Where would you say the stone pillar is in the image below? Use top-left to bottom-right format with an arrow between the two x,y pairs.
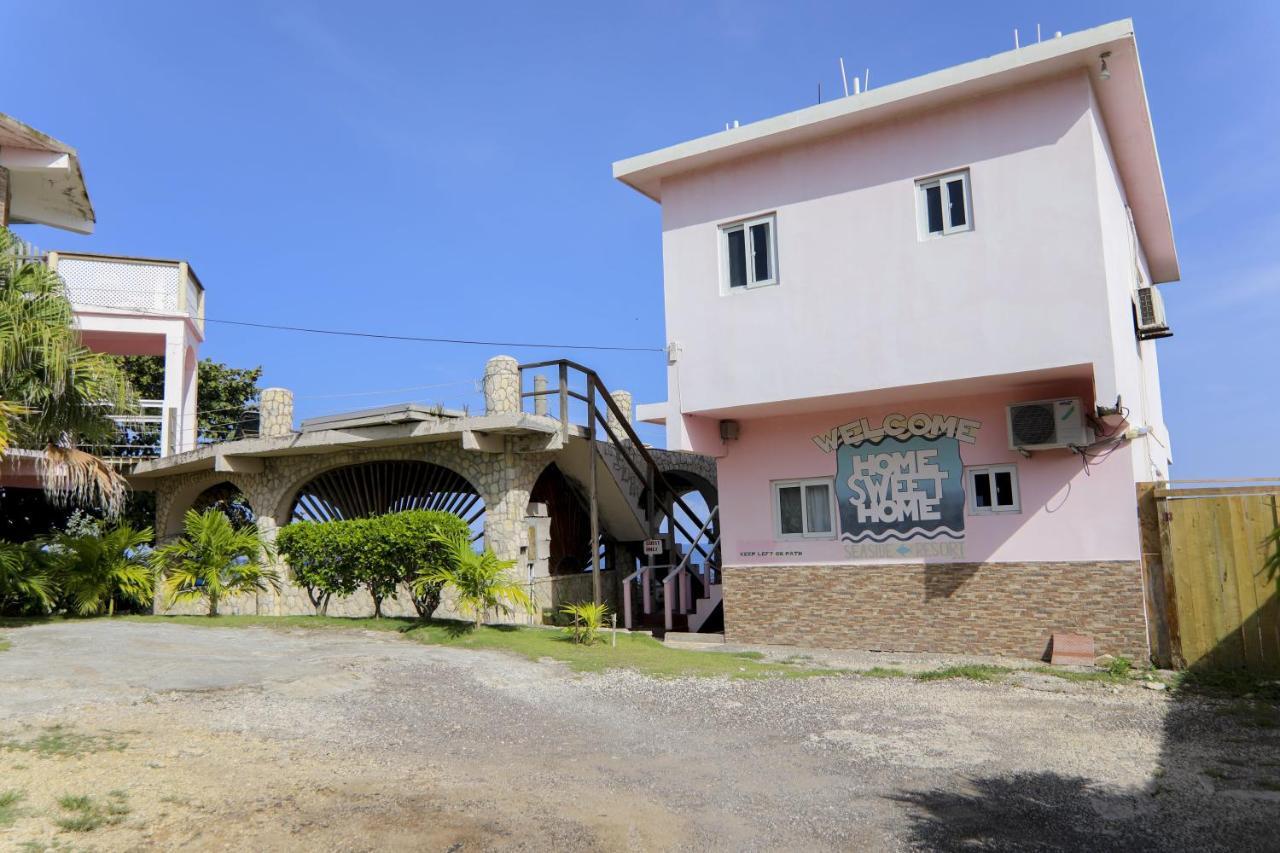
524,502 -> 552,620
259,388 -> 295,437
483,355 -> 520,415
533,374 -> 549,416
607,389 -> 633,441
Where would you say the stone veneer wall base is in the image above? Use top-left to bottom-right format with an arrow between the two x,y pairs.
722,561 -> 1148,661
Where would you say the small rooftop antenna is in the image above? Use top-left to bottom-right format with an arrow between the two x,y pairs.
838,57 -> 850,97
864,68 -> 870,91
1036,23 -> 1042,43
853,76 -> 860,95
1014,28 -> 1020,49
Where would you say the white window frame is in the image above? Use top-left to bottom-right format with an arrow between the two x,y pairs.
916,170 -> 973,239
771,477 -> 836,540
965,464 -> 1021,515
719,214 -> 778,292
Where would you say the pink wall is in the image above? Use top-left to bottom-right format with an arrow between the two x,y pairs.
658,72 -> 1129,445
717,385 -> 1141,567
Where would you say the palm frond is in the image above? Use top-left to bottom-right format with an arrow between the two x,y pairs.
39,444 -> 127,518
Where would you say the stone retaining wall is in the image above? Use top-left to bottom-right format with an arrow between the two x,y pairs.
722,561 -> 1148,660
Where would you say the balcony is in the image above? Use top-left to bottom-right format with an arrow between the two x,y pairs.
49,251 -> 204,332
93,400 -> 260,462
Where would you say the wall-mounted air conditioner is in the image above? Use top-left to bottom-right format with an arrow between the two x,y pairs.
1006,398 -> 1093,452
1133,286 -> 1172,340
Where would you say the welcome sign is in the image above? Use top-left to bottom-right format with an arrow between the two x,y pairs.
813,413 -> 980,544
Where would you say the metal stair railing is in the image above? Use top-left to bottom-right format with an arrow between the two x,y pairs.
518,359 -> 722,620
662,507 -> 720,631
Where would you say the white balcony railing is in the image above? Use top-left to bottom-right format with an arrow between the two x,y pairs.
49,251 -> 205,331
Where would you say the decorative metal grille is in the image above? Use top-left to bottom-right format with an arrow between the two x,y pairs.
59,257 -> 183,314
289,461 -> 485,527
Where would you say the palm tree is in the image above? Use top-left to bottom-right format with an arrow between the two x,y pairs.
151,509 -> 280,616
0,227 -> 134,515
414,528 -> 532,627
50,523 -> 155,615
0,539 -> 54,614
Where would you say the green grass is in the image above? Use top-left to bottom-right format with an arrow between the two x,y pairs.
124,615 -> 843,679
853,666 -> 909,678
0,789 -> 26,827
1,725 -> 128,758
0,638 -> 10,653
54,790 -> 129,832
915,664 -> 1013,683
1030,666 -> 1130,684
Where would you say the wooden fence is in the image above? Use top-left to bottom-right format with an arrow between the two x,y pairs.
1140,480 -> 1280,672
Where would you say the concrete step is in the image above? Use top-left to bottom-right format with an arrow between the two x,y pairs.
662,631 -> 725,645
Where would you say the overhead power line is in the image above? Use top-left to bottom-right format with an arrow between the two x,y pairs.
71,301 -> 664,354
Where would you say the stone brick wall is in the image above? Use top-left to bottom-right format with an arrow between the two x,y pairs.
722,561 -> 1148,660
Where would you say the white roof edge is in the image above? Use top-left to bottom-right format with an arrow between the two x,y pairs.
613,19 -> 1134,188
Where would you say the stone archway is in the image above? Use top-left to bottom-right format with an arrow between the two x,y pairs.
155,472 -> 254,541
286,459 -> 486,533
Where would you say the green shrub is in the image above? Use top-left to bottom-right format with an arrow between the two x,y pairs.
1106,655 -> 1134,678
415,527 -> 532,627
277,510 -> 470,618
561,601 -> 609,645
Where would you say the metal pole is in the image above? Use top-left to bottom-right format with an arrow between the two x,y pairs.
587,379 -> 601,606
645,461 -> 656,619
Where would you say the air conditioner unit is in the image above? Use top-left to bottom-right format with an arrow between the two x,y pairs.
1133,286 -> 1172,340
1007,398 -> 1093,452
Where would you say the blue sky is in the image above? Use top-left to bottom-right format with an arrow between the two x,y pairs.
6,2 -> 1277,478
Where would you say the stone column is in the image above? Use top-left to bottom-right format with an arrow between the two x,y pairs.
483,355 -> 520,415
259,388 -> 295,437
606,389 -> 633,441
533,374 -> 549,416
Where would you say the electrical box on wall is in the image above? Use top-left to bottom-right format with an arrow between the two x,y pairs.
1006,398 -> 1093,451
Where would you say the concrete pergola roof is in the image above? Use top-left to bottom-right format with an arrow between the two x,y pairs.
613,19 -> 1178,283
0,113 -> 95,234
128,406 -> 572,481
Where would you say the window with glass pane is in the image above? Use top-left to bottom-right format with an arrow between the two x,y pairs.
774,478 -> 835,538
924,184 -> 944,234
804,483 -> 832,533
721,215 -> 776,290
750,221 -> 771,282
917,171 -> 971,237
973,472 -> 993,508
966,465 -> 1019,514
946,178 -> 967,227
778,486 -> 803,535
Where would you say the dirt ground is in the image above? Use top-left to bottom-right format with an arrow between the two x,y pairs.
0,621 -> 1277,852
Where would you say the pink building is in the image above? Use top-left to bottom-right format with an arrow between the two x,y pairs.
614,20 -> 1177,659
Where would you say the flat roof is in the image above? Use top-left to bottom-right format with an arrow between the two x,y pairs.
299,403 -> 467,432
613,19 -> 1179,283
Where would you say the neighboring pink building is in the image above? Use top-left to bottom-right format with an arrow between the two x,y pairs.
614,20 -> 1177,659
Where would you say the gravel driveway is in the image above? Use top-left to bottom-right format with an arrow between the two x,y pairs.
0,621 -> 1276,851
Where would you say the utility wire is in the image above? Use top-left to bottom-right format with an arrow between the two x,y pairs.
71,300 -> 664,353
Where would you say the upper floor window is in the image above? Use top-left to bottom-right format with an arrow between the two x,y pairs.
965,464 -> 1020,515
916,170 -> 972,238
721,214 -> 777,290
773,477 -> 835,539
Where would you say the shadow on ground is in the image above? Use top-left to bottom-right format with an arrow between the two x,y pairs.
892,659 -> 1280,852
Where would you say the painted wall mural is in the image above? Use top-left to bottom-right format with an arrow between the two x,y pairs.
813,413 -> 981,548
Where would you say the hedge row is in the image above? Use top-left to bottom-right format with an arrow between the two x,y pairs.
276,509 -> 470,617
